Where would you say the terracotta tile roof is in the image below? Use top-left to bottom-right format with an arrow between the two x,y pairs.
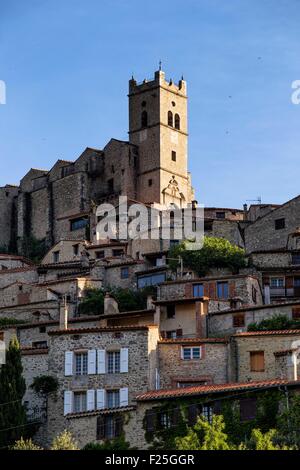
234,330 -> 300,337
136,379 -> 300,401
209,300 -> 300,316
159,337 -> 228,344
21,347 -> 48,355
155,297 -> 208,305
66,405 -> 135,419
48,324 -> 157,336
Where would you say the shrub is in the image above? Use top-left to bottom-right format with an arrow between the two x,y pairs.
247,314 -> 300,332
83,436 -> 132,450
12,437 -> 42,450
169,237 -> 246,277
50,430 -> 79,450
31,375 -> 59,395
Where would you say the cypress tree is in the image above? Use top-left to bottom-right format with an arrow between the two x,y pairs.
0,336 -> 27,448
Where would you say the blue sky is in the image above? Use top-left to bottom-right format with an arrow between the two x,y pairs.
0,0 -> 299,208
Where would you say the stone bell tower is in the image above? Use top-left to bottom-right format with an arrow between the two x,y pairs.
128,68 -> 194,207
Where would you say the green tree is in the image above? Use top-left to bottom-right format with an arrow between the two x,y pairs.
12,437 -> 42,450
19,235 -> 47,263
83,436 -> 132,450
50,430 -> 79,450
243,428 -> 294,450
169,237 -> 246,277
175,415 -> 233,450
277,394 -> 300,447
248,314 -> 300,332
0,337 -> 27,448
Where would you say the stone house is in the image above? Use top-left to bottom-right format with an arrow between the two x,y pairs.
208,301 -> 300,336
230,330 -> 300,382
44,325 -> 159,447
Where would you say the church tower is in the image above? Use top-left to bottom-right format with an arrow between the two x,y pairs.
128,68 -> 194,207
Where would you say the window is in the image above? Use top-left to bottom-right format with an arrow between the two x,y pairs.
292,308 -> 300,319
70,217 -> 88,231
113,249 -> 124,257
137,272 -> 166,288
32,341 -> 47,349
292,252 -> 300,265
168,111 -> 173,127
141,110 -> 148,128
159,412 -> 171,429
171,150 -> 176,162
148,179 -> 153,186
75,352 -> 88,376
182,347 -> 201,360
240,398 -> 257,421
201,405 -> 213,423
107,390 -> 120,409
107,351 -> 120,374
141,100 -> 146,107
96,250 -> 105,259
107,178 -> 114,193
39,326 -> 46,333
166,330 -> 177,339
174,113 -> 180,130
169,239 -> 180,248
97,415 -> 123,440
250,351 -> 265,372
217,281 -> 229,299
167,304 -> 175,319
73,244 -> 79,256
121,267 -> 129,279
275,218 -> 285,230
270,278 -> 284,288
216,211 -> 226,219
233,314 -> 245,328
74,392 -> 87,413
193,283 -> 204,297
53,251 -> 60,263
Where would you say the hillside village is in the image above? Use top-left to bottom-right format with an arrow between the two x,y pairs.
1,69 -> 300,448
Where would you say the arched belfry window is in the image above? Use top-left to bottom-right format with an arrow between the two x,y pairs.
141,110 -> 148,128
168,111 -> 173,127
175,114 -> 180,130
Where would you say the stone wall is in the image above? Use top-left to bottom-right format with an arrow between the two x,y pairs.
158,340 -> 228,388
231,332 -> 300,382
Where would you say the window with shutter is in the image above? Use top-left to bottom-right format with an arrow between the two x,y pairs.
97,349 -> 106,374
120,348 -> 128,373
64,390 -> 73,415
240,398 -> 257,421
96,389 -> 105,410
292,308 -> 300,319
233,314 -> 245,328
250,351 -> 265,372
87,390 -> 95,411
119,387 -> 128,407
145,409 -> 156,433
64,351 -> 73,376
88,349 -> 96,375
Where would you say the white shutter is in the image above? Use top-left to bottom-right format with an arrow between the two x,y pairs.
88,349 -> 96,375
87,390 -> 95,411
96,389 -> 105,410
97,349 -> 106,374
120,387 -> 128,407
64,390 -> 73,415
120,348 -> 128,373
64,351 -> 73,376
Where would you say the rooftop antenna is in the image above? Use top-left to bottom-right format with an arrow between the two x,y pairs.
159,60 -> 162,71
246,196 -> 262,205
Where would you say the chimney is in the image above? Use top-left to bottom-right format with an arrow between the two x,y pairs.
243,204 -> 248,221
104,293 -> 119,315
59,296 -> 68,330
